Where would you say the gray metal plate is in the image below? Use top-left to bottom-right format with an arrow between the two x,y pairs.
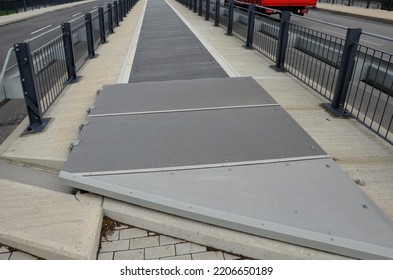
129,0 -> 228,82
91,77 -> 277,116
60,158 -> 393,259
64,106 -> 326,173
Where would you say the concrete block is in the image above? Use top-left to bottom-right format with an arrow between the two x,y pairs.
9,251 -> 38,260
97,252 -> 113,260
119,228 -> 148,240
175,242 -> 206,255
192,251 -> 224,260
100,240 -> 129,253
102,230 -> 120,241
145,245 -> 176,260
114,249 -> 144,260
130,236 -> 159,250
0,179 -> 102,260
161,254 -> 192,260
159,235 -> 185,246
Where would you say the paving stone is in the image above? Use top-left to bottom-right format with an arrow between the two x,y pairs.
9,251 -> 38,260
0,245 -> 10,253
161,254 -> 192,260
176,242 -> 206,255
100,239 -> 129,253
97,252 -> 113,260
130,236 -> 159,250
192,251 -> 225,260
120,228 -> 148,240
114,249 -> 145,260
114,225 -> 129,230
159,235 -> 185,246
0,252 -> 11,260
145,245 -> 176,260
223,252 -> 241,260
102,230 -> 120,241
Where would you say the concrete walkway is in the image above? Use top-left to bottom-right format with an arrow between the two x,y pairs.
1,0 -> 393,260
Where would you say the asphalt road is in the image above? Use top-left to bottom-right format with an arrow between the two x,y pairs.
293,9 -> 393,54
0,0 -> 109,69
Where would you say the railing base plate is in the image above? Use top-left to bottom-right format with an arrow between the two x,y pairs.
23,118 -> 52,135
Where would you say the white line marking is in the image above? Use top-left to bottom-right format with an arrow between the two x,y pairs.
360,39 -> 382,47
89,104 -> 280,118
72,12 -> 82,17
93,6 -> 98,8
30,25 -> 52,35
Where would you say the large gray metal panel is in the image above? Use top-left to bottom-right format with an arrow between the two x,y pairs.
60,158 -> 393,259
91,77 -> 277,116
64,106 -> 325,173
129,0 -> 227,82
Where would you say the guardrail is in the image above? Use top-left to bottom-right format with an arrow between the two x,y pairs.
177,0 -> 393,144
10,0 -> 138,133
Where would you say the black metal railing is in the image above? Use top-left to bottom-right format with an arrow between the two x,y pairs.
176,0 -> 393,144
12,0 -> 138,133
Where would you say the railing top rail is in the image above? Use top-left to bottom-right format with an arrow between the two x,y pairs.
0,47 -> 14,89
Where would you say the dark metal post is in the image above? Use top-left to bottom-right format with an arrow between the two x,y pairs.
123,0 -> 127,17
193,0 -> 197,13
14,42 -> 50,133
118,0 -> 123,21
85,13 -> 95,58
61,22 -> 77,83
274,11 -> 291,71
189,0 -> 193,10
214,0 -> 220,26
328,28 -> 362,115
186,0 -> 189,8
246,4 -> 255,48
199,0 -> 203,16
107,3 -> 114,33
98,7 -> 106,43
205,0 -> 210,21
114,1 -> 119,26
227,0 -> 234,36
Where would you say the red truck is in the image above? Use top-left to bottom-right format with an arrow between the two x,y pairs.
233,0 -> 317,16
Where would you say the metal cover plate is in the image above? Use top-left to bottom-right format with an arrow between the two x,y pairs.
60,158 -> 393,259
92,77 -> 277,116
129,0 -> 228,82
63,106 -> 326,174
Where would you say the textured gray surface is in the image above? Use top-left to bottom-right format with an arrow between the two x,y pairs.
0,159 -> 75,194
129,0 -> 228,82
60,158 -> 393,259
64,106 -> 326,173
91,77 -> 277,115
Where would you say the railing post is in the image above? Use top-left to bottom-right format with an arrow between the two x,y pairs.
245,4 -> 255,48
119,0 -> 123,22
98,7 -> 106,43
61,22 -> 77,83
327,28 -> 362,115
214,0 -> 220,26
274,11 -> 291,71
189,0 -> 193,10
186,0 -> 189,8
107,3 -> 114,33
85,13 -> 95,58
114,1 -> 119,26
123,0 -> 127,17
205,0 -> 210,21
14,42 -> 50,133
199,0 -> 202,16
193,0 -> 197,13
227,0 -> 234,36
